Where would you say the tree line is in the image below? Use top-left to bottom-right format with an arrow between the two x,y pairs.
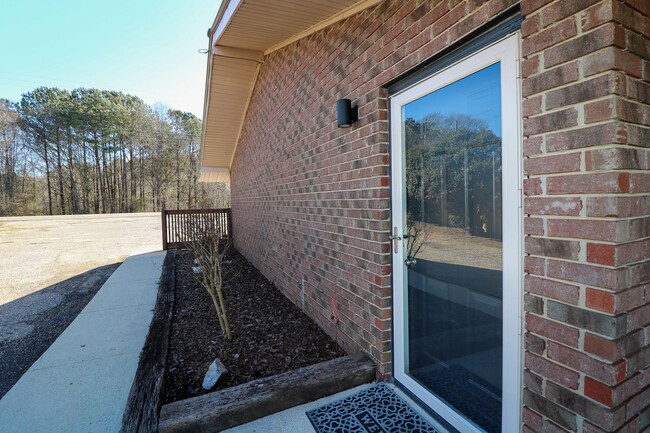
404,112 -> 502,238
0,87 -> 229,217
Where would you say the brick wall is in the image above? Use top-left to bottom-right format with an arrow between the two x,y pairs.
228,0 -> 650,431
230,0 -> 518,378
521,1 -> 650,432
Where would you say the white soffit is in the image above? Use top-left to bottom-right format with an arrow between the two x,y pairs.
200,167 -> 230,183
200,0 -> 383,183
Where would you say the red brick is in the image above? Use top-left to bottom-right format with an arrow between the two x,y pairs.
585,377 -> 614,407
587,244 -> 617,266
523,406 -> 543,431
523,95 -> 543,117
546,259 -> 626,291
586,288 -> 616,313
627,0 -> 650,16
525,217 -> 545,236
547,341 -> 627,385
586,147 -> 648,171
540,0 -> 601,28
525,314 -> 580,347
586,196 -> 647,218
525,197 -> 582,216
526,352 -> 580,389
543,420 -> 572,433
588,241 -> 647,266
522,16 -> 578,57
521,0 -> 555,15
525,255 -> 546,276
630,173 -> 650,193
226,0 -> 650,417
583,47 -> 643,78
589,373 -> 650,408
522,12 -> 541,37
524,152 -> 581,175
629,303 -> 650,330
581,1 -> 615,32
521,54 -> 541,78
526,275 -> 580,304
546,173 -> 630,194
585,98 -> 615,123
545,122 -> 627,152
524,108 -> 579,136
523,136 -> 543,157
522,62 -> 580,97
548,219 -> 621,242
584,332 -> 620,361
544,23 -> 625,68
524,178 -> 543,196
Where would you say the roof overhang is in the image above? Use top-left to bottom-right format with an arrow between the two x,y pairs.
199,0 -> 384,183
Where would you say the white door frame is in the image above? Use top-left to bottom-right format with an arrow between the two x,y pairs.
390,33 -> 522,433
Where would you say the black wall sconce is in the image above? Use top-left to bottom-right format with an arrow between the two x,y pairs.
337,99 -> 358,128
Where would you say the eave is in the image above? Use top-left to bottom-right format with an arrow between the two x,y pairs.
199,0 -> 383,183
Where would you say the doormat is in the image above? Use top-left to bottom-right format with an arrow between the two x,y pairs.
306,383 -> 440,433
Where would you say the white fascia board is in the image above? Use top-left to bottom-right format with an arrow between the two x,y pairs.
199,51 -> 214,170
211,0 -> 243,48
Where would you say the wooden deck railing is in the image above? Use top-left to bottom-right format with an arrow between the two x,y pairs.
161,208 -> 232,250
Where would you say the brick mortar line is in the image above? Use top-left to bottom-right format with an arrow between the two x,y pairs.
243,242 -> 389,276
527,95 -> 650,120
526,252 -> 649,269
522,69 -> 629,100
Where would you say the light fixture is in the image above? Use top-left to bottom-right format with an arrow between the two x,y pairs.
337,99 -> 358,128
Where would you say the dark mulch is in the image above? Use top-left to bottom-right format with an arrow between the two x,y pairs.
163,248 -> 346,404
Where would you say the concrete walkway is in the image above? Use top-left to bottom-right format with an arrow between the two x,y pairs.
0,251 -> 166,433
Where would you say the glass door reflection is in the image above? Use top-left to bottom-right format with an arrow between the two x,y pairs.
403,63 -> 503,433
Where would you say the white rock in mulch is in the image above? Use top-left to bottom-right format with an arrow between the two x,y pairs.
202,358 -> 228,390
192,266 -> 202,274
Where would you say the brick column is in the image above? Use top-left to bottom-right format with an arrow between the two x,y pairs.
521,0 -> 650,432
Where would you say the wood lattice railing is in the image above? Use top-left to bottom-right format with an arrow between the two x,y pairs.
161,208 -> 232,250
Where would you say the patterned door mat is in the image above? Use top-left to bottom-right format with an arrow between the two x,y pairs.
306,383 -> 440,433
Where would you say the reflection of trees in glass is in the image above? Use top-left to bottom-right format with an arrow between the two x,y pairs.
404,113 -> 502,239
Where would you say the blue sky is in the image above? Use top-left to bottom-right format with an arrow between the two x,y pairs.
0,0 -> 221,117
404,63 -> 502,136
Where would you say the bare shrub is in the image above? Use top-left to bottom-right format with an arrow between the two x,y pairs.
406,212 -> 428,266
182,216 -> 233,339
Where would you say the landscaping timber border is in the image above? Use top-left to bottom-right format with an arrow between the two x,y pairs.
158,353 -> 376,433
120,250 -> 176,433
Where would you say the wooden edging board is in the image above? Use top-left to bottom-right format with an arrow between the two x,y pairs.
120,250 -> 176,433
159,352 -> 376,433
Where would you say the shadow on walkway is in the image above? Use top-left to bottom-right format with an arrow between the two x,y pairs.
0,264 -> 120,398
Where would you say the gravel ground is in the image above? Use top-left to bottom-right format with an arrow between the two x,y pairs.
0,212 -> 161,305
416,224 -> 502,271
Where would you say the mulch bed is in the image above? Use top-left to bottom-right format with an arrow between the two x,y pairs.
162,248 -> 346,404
